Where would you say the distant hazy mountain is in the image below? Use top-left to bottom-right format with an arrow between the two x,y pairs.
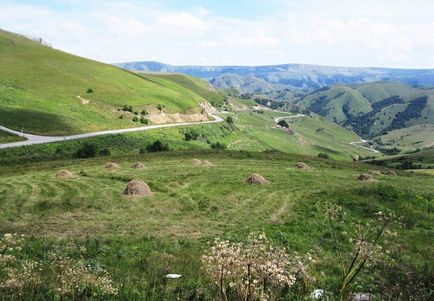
116,61 -> 434,92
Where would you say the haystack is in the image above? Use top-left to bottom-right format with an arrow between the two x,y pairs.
295,162 -> 310,170
385,170 -> 397,176
368,170 -> 382,176
358,174 -> 373,181
191,159 -> 203,165
245,173 -> 270,185
56,170 -> 73,178
105,162 -> 120,169
123,180 -> 153,197
191,159 -> 213,166
201,160 -> 213,166
132,162 -> 145,169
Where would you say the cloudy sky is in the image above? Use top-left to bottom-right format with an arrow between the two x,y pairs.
1,0 -> 433,68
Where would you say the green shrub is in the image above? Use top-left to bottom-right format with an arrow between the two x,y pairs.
226,116 -> 234,124
99,148 -> 111,156
140,117 -> 149,125
76,143 -> 98,158
86,88 -> 94,93
141,109 -> 148,116
145,140 -> 169,152
211,142 -> 227,150
318,152 -> 330,159
132,116 -> 139,122
277,120 -> 289,128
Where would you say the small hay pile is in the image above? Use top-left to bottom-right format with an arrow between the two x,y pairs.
358,174 -> 373,181
191,159 -> 213,166
245,173 -> 270,185
105,162 -> 120,169
132,162 -> 145,169
385,170 -> 397,176
295,162 -> 310,170
56,170 -> 73,178
123,180 -> 153,197
369,170 -> 382,176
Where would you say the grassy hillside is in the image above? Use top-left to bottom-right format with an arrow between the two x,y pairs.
298,83 -> 434,138
0,29 -> 218,135
377,124 -> 434,152
0,130 -> 25,143
0,109 -> 374,163
139,73 -> 225,107
0,150 -> 432,300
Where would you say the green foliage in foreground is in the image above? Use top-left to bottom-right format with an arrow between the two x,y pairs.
0,150 -> 432,300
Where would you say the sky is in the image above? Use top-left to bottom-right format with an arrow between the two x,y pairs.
1,0 -> 434,68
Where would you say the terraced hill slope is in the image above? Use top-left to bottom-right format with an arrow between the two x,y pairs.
0,29 -> 222,135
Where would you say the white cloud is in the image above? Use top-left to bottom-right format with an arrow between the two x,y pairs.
0,0 -> 433,68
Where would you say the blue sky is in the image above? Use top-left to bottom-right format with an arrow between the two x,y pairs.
1,0 -> 434,68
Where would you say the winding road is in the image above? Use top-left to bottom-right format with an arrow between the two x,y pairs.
0,113 -> 224,149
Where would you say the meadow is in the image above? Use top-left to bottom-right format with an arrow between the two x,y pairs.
0,150 -> 433,300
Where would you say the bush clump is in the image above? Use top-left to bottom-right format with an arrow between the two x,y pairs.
76,143 -> 98,158
144,140 -> 169,153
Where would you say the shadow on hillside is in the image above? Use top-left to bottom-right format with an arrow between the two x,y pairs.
0,108 -> 76,135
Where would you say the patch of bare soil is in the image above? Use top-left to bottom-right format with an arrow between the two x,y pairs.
245,173 -> 270,185
123,180 -> 153,197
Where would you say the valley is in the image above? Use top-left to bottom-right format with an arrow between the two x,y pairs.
0,19 -> 432,301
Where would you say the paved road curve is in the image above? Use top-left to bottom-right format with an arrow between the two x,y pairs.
0,113 -> 224,149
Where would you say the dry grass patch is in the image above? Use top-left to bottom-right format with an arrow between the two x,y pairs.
357,174 -> 374,181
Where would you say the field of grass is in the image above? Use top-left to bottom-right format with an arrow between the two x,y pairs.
0,30 -> 219,135
378,124 -> 434,151
0,129 -> 25,143
0,150 -> 432,300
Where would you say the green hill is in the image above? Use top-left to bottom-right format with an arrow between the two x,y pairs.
139,73 -> 225,107
298,82 -> 434,138
0,29 -> 220,135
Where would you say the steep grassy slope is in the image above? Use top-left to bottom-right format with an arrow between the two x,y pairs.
139,73 -> 225,106
298,83 -> 434,138
0,29 -> 213,135
0,151 -> 432,300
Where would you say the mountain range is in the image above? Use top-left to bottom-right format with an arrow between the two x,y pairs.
116,61 -> 434,92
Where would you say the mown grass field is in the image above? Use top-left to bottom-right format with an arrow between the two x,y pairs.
0,30 -> 223,135
0,150 -> 433,300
